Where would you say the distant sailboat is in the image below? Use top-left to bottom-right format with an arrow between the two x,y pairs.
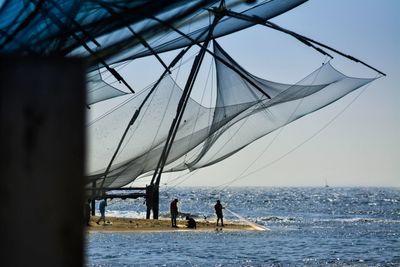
325,178 -> 329,188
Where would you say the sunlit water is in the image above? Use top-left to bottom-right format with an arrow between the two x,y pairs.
86,187 -> 400,266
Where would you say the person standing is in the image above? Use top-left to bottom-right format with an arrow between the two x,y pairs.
214,200 -> 224,227
96,199 -> 107,225
170,199 -> 179,227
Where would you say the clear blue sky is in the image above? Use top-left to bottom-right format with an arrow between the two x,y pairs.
113,0 -> 399,187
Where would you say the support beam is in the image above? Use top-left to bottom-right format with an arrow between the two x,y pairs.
91,181 -> 96,216
210,8 -> 386,76
150,2 -> 224,220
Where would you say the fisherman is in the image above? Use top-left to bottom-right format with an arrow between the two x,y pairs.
214,200 -> 224,227
96,199 -> 107,225
186,216 -> 197,229
170,198 -> 179,227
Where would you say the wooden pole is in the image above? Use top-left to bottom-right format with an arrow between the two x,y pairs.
91,181 -> 96,216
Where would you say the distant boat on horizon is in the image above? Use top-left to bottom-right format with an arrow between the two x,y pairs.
325,178 -> 329,188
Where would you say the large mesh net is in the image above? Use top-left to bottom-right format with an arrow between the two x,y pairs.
86,41 -> 375,188
87,69 -> 127,105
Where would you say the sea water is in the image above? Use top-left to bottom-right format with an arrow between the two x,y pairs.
86,187 -> 400,266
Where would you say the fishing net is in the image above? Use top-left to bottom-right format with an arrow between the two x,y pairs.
86,41 -> 375,188
87,69 -> 127,105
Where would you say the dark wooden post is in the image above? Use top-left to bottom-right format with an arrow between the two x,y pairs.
0,56 -> 85,267
152,185 -> 160,219
91,181 -> 96,216
145,184 -> 153,219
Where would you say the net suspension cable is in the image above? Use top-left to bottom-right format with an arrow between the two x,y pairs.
209,8 -> 386,77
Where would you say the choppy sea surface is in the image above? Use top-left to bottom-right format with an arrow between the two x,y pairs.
86,187 -> 400,266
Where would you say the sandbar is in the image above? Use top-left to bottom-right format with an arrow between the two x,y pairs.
87,216 -> 256,232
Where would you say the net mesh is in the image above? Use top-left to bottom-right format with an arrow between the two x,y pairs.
87,69 -> 127,105
86,41 -> 375,188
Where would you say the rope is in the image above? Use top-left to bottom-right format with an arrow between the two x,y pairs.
225,208 -> 269,231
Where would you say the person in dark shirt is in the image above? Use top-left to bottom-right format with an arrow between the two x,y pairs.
186,216 -> 197,229
96,199 -> 107,225
170,198 -> 178,227
214,200 -> 224,227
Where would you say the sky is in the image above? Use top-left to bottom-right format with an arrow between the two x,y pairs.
100,0 -> 400,188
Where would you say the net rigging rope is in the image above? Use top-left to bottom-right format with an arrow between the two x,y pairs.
225,207 -> 269,231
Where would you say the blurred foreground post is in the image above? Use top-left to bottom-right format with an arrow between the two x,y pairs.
0,57 -> 85,267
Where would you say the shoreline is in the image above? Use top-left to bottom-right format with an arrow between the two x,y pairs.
87,216 -> 256,233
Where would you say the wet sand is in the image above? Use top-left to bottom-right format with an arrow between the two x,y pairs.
87,216 -> 255,232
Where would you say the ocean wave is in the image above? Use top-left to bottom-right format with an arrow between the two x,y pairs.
105,210 -> 147,219
259,216 -> 298,222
